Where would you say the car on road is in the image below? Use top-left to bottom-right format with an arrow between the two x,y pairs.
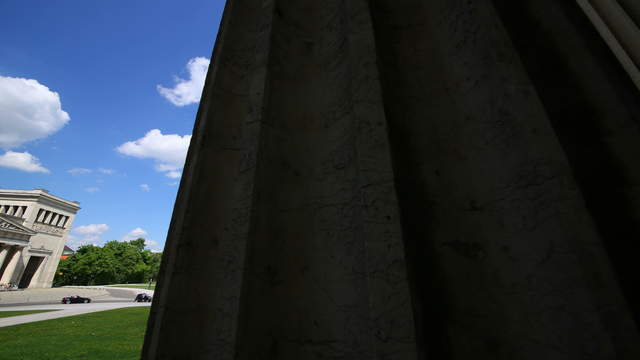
61,295 -> 91,304
134,293 -> 152,302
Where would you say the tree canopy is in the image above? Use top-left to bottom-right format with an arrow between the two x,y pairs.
54,238 -> 162,286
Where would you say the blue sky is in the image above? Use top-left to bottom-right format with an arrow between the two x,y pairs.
0,1 -> 225,250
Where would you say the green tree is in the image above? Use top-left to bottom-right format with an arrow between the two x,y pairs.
147,251 -> 162,282
54,238 -> 162,286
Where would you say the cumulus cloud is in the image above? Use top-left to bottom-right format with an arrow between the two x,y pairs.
116,129 -> 191,178
121,227 -> 148,242
0,76 -> 70,148
140,184 -> 150,192
165,170 -> 182,179
0,76 -> 69,173
157,57 -> 209,106
68,168 -> 92,175
85,187 -> 100,193
98,168 -> 114,175
0,151 -> 49,173
144,239 -> 163,253
68,224 -> 109,248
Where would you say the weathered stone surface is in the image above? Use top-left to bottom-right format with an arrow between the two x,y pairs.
143,1 -> 640,359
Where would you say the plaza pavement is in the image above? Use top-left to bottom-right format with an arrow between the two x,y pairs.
0,286 -> 154,305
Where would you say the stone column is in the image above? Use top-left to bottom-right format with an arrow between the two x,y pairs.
0,245 -> 9,272
619,0 -> 640,27
144,1 -> 417,359
0,247 -> 21,284
27,256 -> 47,288
143,1 -> 640,359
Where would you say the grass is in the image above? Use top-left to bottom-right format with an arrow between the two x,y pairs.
0,307 -> 150,360
0,310 -> 58,319
105,283 -> 156,290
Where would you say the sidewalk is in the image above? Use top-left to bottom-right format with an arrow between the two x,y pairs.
0,302 -> 151,328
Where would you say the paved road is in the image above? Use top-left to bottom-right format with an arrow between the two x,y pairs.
0,286 -> 154,306
0,286 -> 155,327
0,301 -> 151,328
1,288 -> 115,305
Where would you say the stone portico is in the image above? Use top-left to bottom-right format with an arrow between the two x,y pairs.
0,189 -> 79,289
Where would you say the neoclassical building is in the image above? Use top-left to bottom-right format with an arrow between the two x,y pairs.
0,189 -> 79,288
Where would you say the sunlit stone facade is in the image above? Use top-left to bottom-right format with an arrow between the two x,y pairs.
0,189 -> 79,289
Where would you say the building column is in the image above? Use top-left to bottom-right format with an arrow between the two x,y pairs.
143,1 -> 640,359
619,0 -> 640,27
0,245 -> 9,271
0,247 -> 22,284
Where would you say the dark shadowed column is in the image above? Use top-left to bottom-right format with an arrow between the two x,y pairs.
143,0 -> 640,359
369,0 -> 640,358
143,0 -> 417,359
142,0 -> 277,358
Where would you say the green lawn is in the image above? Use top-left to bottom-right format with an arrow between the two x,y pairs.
106,283 -> 156,290
0,310 -> 58,319
0,307 -> 150,360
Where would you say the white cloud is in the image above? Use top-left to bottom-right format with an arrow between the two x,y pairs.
121,227 -> 148,242
67,167 -> 114,176
0,76 -> 70,148
157,57 -> 209,106
85,187 -> 100,193
0,151 -> 49,173
68,224 -> 109,248
65,235 -> 84,250
144,239 -> 163,253
0,76 -> 69,173
116,129 -> 191,178
140,184 -> 150,192
165,170 -> 182,179
68,168 -> 92,175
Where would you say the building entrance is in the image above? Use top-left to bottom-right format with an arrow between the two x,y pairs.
18,256 -> 44,289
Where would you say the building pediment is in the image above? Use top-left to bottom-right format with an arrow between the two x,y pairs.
0,214 -> 36,236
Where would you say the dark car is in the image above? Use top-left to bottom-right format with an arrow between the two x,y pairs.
61,295 -> 91,304
134,293 -> 152,302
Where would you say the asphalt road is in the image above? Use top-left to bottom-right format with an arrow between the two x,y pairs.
0,286 -> 154,306
0,286 -> 154,327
